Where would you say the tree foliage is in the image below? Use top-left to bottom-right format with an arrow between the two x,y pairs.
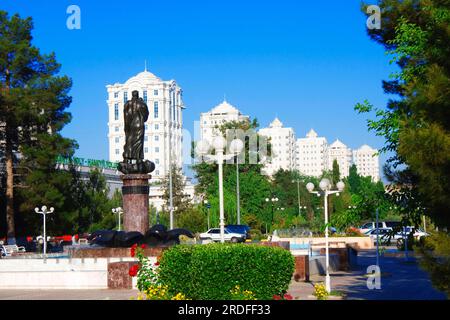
0,11 -> 77,240
356,0 -> 450,228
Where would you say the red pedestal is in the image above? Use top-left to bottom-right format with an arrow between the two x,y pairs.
121,174 -> 151,235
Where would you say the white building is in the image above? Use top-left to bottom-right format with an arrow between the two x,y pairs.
199,99 -> 249,143
326,139 -> 353,178
259,118 -> 297,176
296,129 -> 327,177
352,145 -> 380,182
106,68 -> 184,180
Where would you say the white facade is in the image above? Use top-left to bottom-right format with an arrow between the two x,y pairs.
296,129 -> 327,177
326,139 -> 353,178
106,69 -> 184,180
259,118 -> 297,176
352,145 -> 380,182
199,100 -> 249,143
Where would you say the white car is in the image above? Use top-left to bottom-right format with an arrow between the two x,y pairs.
358,221 -> 402,234
199,228 -> 246,243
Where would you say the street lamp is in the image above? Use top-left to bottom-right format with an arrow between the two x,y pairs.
265,197 -> 279,230
306,179 -> 345,293
112,207 -> 123,231
292,179 -> 302,217
204,200 -> 211,230
196,137 -> 244,243
230,139 -> 244,225
34,205 -> 55,257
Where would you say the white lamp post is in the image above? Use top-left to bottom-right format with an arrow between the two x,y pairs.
112,207 -> 123,231
196,137 -> 244,243
306,179 -> 345,293
292,179 -> 302,217
204,200 -> 211,230
230,139 -> 244,225
34,206 -> 55,257
265,197 -> 279,229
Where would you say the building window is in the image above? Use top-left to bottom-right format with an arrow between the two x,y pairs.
124,92 -> 128,104
144,136 -> 148,142
115,126 -> 119,132
114,103 -> 119,121
154,90 -> 158,96
155,135 -> 159,141
115,149 -> 120,155
155,170 -> 160,176
115,137 -> 120,143
143,90 -> 147,103
155,159 -> 160,164
154,101 -> 159,118
155,124 -> 159,130
114,92 -> 119,98
155,147 -> 159,153
144,147 -> 148,153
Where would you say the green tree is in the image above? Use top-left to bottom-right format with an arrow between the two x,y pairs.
356,1 -> 450,228
332,159 -> 341,185
0,11 -> 77,241
160,164 -> 191,222
176,206 -> 207,234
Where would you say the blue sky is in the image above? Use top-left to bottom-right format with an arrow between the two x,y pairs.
2,0 -> 395,179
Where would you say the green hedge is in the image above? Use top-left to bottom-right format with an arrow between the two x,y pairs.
158,243 -> 295,300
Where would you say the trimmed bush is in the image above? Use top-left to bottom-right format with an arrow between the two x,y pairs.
158,243 -> 295,300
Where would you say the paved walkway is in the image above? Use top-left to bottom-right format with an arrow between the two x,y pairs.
0,289 -> 138,300
0,250 -> 445,300
288,250 -> 447,300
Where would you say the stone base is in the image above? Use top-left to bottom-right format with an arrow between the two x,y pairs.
294,255 -> 310,282
108,261 -> 136,289
121,174 -> 151,235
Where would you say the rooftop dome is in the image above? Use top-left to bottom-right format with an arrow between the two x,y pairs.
269,117 -> 283,128
125,70 -> 161,85
330,139 -> 348,148
306,129 -> 318,138
210,100 -> 240,114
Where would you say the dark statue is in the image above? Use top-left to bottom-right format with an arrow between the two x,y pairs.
118,90 -> 155,174
87,225 -> 194,248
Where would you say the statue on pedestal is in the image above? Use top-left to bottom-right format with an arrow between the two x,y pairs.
118,90 -> 155,174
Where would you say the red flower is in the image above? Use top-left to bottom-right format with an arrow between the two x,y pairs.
283,294 -> 293,300
141,244 -> 147,249
273,295 -> 281,300
129,264 -> 139,277
154,261 -> 160,267
130,247 -> 136,258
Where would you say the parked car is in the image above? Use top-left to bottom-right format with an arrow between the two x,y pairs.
225,225 -> 251,239
199,228 -> 246,243
364,228 -> 402,244
358,221 -> 402,234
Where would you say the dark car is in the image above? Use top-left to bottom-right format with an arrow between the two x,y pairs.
225,225 -> 251,240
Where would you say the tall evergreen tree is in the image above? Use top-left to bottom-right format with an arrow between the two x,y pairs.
356,0 -> 450,227
332,159 -> 341,185
0,11 -> 77,242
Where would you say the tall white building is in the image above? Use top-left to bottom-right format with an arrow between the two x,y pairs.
296,129 -> 327,177
326,139 -> 353,178
106,68 -> 184,180
259,118 -> 297,176
199,100 -> 249,143
353,145 -> 380,182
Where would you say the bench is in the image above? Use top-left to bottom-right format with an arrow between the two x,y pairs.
0,244 -> 26,257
